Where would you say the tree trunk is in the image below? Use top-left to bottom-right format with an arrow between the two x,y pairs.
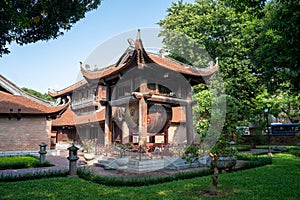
209,153 -> 219,195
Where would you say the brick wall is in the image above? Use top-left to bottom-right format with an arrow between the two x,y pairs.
242,134 -> 298,146
0,116 -> 51,151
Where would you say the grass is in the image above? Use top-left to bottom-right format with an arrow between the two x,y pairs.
0,153 -> 299,199
0,155 -> 52,170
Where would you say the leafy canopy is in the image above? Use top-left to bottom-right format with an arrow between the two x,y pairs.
22,87 -> 54,102
159,0 -> 300,123
0,0 -> 102,56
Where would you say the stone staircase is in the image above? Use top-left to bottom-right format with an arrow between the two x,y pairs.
127,159 -> 166,172
95,158 -> 118,170
94,155 -> 211,172
165,155 -> 211,170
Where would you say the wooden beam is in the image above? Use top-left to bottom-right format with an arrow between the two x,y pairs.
148,94 -> 196,106
132,92 -> 196,106
108,96 -> 134,107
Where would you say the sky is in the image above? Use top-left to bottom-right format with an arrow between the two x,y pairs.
0,0 -> 194,94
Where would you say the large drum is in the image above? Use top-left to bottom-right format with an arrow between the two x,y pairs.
125,100 -> 172,133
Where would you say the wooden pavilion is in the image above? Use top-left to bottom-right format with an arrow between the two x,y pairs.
50,30 -> 218,151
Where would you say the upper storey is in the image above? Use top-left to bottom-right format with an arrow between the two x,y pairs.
80,29 -> 219,86
49,29 -> 219,103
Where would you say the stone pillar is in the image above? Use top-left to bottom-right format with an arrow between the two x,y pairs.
39,142 -> 47,164
67,144 -> 79,177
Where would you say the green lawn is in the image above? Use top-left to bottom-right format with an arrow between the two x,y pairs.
0,153 -> 299,200
0,155 -> 52,170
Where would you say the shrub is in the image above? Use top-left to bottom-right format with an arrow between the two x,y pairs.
236,145 -> 251,152
289,149 -> 300,157
237,153 -> 273,169
0,170 -> 68,182
77,167 -> 213,187
77,153 -> 272,187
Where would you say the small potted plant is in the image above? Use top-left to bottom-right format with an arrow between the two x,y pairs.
115,143 -> 129,170
82,139 -> 97,164
216,146 -> 238,171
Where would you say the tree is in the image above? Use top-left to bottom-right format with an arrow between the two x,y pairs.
252,0 -> 300,94
0,0 -> 102,56
158,0 -> 266,195
159,0 -> 300,123
254,88 -> 300,123
159,0 -> 262,124
249,0 -> 300,123
22,87 -> 54,102
192,79 -> 240,195
159,0 -> 298,194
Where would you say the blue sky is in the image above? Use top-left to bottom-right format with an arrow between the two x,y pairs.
0,0 -> 194,93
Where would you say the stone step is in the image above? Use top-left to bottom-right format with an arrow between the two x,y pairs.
127,159 -> 166,172
95,158 -> 118,170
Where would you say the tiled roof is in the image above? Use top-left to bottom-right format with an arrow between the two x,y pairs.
52,31 -> 218,96
80,62 -> 128,81
149,54 -> 219,77
52,108 -> 105,126
81,54 -> 218,81
80,36 -> 218,82
0,91 -> 68,115
0,74 -> 58,106
0,74 -> 24,95
48,79 -> 88,98
52,106 -> 185,127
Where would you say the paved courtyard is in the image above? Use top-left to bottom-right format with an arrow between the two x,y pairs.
0,149 -> 269,178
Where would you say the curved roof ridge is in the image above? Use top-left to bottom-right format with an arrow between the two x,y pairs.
48,78 -> 88,97
0,74 -> 62,107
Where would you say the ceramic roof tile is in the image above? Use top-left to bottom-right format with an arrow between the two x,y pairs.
0,91 -> 68,115
52,108 -> 105,126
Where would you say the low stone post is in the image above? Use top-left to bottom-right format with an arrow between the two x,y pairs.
39,142 -> 47,164
67,144 -> 79,177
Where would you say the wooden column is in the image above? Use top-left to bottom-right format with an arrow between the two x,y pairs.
185,102 -> 194,145
104,86 -> 112,146
138,80 -> 148,148
185,88 -> 194,145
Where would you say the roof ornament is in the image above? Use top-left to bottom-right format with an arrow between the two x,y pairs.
66,96 -> 71,104
137,28 -> 141,40
52,97 -> 62,106
135,29 -> 146,69
127,38 -> 135,48
159,48 -> 169,57
208,60 -> 214,68
208,57 -> 219,68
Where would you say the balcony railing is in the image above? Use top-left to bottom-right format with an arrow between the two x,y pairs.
71,96 -> 97,110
